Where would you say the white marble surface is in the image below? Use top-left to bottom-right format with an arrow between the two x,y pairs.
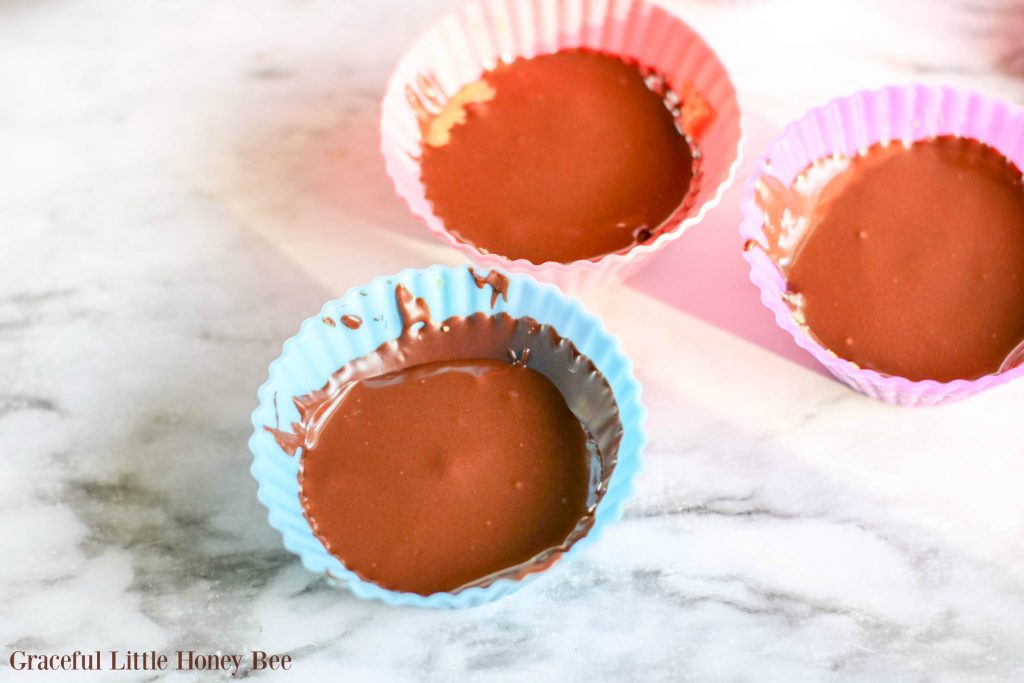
3,0 -> 1024,680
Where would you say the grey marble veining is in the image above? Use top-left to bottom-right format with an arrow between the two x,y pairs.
3,0 -> 1024,680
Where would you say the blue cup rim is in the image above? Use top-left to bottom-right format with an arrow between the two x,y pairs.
248,265 -> 647,608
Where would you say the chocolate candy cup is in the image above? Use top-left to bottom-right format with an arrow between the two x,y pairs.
740,86 -> 1024,405
381,0 -> 741,291
248,265 -> 647,607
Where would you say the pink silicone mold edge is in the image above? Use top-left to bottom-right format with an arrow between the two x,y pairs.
380,0 -> 742,291
739,85 -> 1024,406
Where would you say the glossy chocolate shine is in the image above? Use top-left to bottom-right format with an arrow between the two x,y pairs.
419,50 -> 698,264
762,136 -> 1024,382
301,358 -> 591,595
268,274 -> 621,595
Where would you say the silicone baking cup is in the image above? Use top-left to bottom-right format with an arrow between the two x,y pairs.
248,265 -> 647,607
740,85 -> 1024,405
380,0 -> 742,291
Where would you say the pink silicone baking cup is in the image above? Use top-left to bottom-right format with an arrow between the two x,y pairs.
740,85 -> 1024,406
381,0 -> 741,291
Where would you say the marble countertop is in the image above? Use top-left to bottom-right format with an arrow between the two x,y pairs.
3,0 -> 1024,680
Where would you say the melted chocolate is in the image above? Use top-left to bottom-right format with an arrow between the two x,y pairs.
300,358 -> 591,595
266,276 -> 621,595
757,136 -> 1024,382
469,268 -> 509,307
418,49 -> 704,264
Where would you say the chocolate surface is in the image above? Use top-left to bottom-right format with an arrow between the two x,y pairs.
417,49 -> 701,264
266,273 -> 621,595
757,136 -> 1024,382
300,358 -> 591,595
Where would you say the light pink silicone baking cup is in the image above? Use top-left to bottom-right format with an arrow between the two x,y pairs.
740,85 -> 1024,406
380,0 -> 741,291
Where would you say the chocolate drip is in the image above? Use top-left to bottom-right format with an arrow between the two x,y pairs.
469,268 -> 509,307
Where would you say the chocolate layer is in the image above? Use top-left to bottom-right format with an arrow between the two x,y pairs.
756,136 -> 1024,382
300,358 -> 591,595
417,49 -> 702,264
267,275 -> 621,594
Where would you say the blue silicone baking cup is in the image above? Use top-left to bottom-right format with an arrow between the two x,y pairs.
248,265 -> 647,608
